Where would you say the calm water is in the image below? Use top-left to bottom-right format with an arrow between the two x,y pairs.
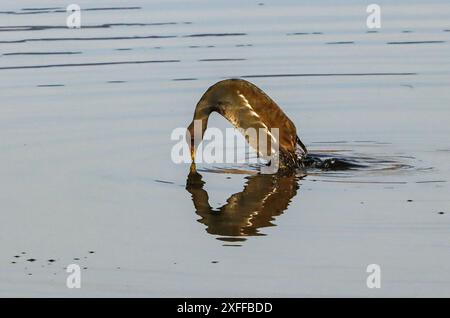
1,0 -> 450,296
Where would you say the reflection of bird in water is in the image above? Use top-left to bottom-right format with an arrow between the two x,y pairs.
186,169 -> 302,241
187,78 -> 359,171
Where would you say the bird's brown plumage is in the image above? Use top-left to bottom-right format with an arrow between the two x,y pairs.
187,79 -> 307,169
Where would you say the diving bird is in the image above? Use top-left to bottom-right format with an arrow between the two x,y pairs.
187,79 -> 308,170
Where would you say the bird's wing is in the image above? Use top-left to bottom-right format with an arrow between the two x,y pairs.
194,79 -> 305,161
220,92 -> 280,160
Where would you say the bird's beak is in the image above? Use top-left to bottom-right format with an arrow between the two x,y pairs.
186,126 -> 197,164
187,118 -> 206,164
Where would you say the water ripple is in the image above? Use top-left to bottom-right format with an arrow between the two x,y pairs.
0,59 -> 180,71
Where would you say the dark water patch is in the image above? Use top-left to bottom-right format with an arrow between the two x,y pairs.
0,35 -> 176,44
402,30 -> 413,33
172,78 -> 198,81
3,51 -> 81,56
189,45 -> 214,48
222,244 -> 242,247
305,150 -> 415,174
1,10 -> 54,15
107,80 -> 126,83
312,141 -> 348,144
184,33 -> 246,38
438,212 -> 445,215
326,41 -> 354,45
304,155 -> 365,170
444,30 -> 450,32
387,40 -> 445,45
198,58 -> 246,62
0,22 -> 185,32
287,32 -> 323,35
218,237 -> 247,242
47,7 -> 142,13
366,30 -> 378,33
105,22 -> 176,27
154,179 -> 175,184
21,7 -> 63,11
37,84 -> 65,87
241,72 -> 416,78
211,261 -> 219,264
235,44 -> 253,47
416,180 -> 446,184
115,48 -> 132,51
310,179 -> 408,185
0,59 -> 180,71
411,166 -> 432,172
84,6 -> 141,11
1,7 -> 141,15
0,25 -> 58,32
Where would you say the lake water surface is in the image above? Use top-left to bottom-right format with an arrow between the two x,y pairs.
1,0 -> 450,296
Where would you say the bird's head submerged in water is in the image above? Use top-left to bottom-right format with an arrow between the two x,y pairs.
187,79 -> 308,171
